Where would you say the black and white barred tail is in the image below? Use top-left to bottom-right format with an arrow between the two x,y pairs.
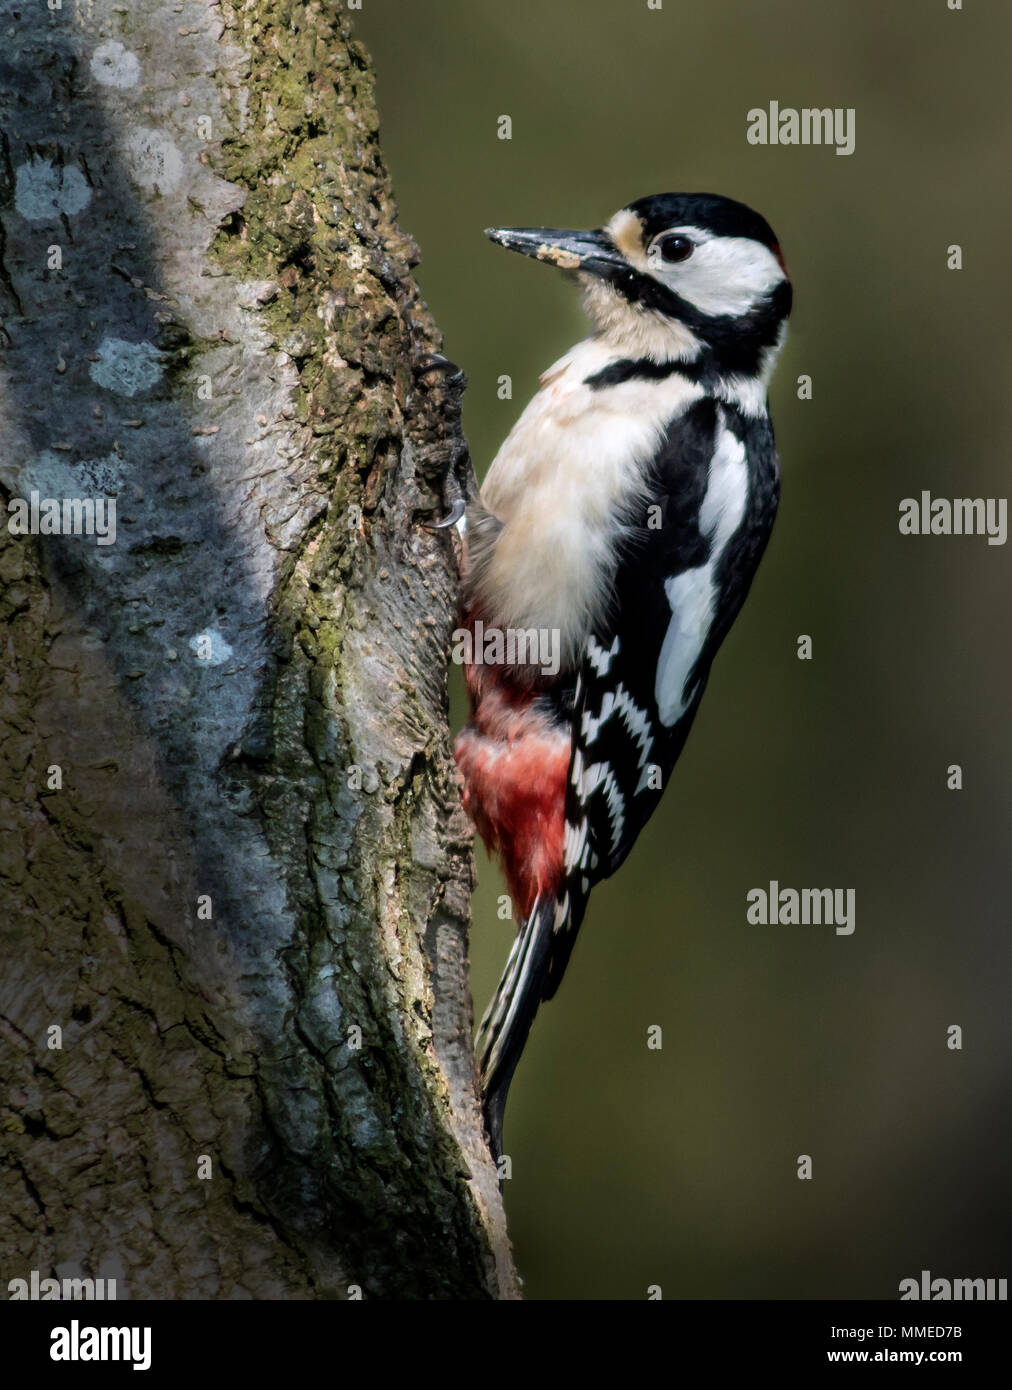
477,895 -> 560,1162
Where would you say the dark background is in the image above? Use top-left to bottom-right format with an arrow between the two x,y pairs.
357,0 -> 1012,1298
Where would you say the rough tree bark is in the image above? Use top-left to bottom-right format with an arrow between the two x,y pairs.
0,0 -> 516,1298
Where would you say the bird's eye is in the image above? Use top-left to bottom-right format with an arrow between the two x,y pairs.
657,234 -> 694,264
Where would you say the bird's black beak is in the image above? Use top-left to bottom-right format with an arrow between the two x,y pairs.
485,226 -> 627,280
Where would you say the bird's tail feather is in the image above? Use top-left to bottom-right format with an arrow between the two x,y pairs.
477,894 -> 557,1160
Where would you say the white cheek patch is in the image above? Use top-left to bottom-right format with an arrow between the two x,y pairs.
655,423 -> 748,725
647,227 -> 786,319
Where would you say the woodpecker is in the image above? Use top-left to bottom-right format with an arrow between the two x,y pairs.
454,192 -> 792,1158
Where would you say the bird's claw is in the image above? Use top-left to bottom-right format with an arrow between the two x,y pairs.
416,353 -> 468,391
415,355 -> 471,530
422,496 -> 466,532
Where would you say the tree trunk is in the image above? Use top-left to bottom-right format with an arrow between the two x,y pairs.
0,0 -> 516,1300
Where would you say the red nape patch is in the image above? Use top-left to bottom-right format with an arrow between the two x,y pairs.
772,241 -> 790,278
455,692 -> 569,921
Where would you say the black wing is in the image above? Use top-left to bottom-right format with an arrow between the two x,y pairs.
544,396 -> 780,997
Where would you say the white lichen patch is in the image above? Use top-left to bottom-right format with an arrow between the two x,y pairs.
18,450 -> 124,498
15,157 -> 91,221
189,630 -> 234,666
89,338 -> 164,396
91,41 -> 141,88
123,128 -> 184,194
75,455 -> 124,496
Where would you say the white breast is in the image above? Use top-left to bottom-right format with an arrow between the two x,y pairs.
477,339 -> 703,669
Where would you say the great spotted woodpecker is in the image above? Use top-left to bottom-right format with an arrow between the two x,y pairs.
454,193 -> 792,1158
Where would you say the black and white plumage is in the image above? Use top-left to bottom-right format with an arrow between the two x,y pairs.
454,193 -> 792,1158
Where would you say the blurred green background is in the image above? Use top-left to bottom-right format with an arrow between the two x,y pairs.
357,0 -> 1012,1298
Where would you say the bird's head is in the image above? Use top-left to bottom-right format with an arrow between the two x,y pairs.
486,192 -> 791,377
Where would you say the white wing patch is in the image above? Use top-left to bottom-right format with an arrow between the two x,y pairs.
553,892 -> 571,934
570,678 -> 657,863
580,686 -> 652,767
571,747 -> 626,850
655,420 -> 748,726
563,816 -> 589,874
586,634 -> 619,675
656,568 -> 714,727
